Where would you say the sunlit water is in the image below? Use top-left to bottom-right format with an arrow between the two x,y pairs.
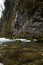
0,38 -> 37,43
0,63 -> 3,65
0,38 -> 13,43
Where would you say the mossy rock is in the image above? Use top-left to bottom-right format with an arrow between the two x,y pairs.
15,40 -> 22,43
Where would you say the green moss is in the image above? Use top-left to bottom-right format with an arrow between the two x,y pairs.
15,40 -> 22,43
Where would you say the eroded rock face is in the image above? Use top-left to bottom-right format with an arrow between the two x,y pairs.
13,7 -> 43,38
1,0 -> 43,38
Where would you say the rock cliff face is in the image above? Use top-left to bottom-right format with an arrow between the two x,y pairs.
13,7 -> 43,38
1,0 -> 43,38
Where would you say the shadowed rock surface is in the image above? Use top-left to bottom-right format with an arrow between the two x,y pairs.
0,0 -> 43,38
13,7 -> 43,38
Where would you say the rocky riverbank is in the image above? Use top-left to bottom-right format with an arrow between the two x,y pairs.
0,42 -> 43,65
